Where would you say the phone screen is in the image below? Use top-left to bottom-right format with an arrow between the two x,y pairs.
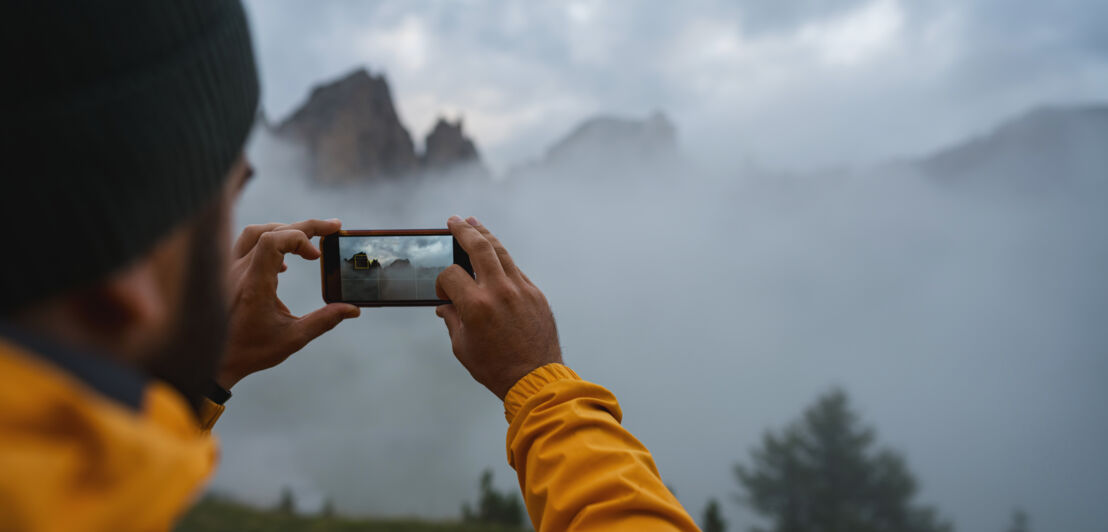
321,230 -> 471,306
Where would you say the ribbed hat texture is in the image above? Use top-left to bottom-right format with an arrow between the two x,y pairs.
1,1 -> 260,313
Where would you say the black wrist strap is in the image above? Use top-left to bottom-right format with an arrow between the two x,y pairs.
205,381 -> 233,405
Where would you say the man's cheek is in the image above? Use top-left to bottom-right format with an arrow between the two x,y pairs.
215,195 -> 237,304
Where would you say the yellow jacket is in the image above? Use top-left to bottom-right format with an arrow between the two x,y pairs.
0,334 -> 219,531
0,330 -> 696,531
504,364 -> 698,531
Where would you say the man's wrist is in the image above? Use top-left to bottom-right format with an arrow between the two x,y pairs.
215,367 -> 245,390
205,380 -> 233,405
503,363 -> 580,423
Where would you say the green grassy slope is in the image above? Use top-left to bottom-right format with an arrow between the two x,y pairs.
176,495 -> 524,532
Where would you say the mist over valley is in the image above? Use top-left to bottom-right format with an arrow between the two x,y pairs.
205,59 -> 1108,532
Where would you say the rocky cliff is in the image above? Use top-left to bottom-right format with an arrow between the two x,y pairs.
275,68 -> 485,182
275,69 -> 417,183
422,117 -> 485,174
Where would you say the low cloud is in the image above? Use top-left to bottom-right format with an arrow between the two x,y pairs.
213,126 -> 1108,532
244,0 -> 1107,171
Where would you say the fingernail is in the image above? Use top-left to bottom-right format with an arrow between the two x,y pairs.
327,218 -> 341,224
448,215 -> 463,223
466,216 -> 480,226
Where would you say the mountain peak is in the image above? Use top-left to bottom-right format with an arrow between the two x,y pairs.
274,67 -> 488,183
275,67 -> 417,183
538,111 -> 679,172
422,116 -> 486,175
919,104 -> 1108,185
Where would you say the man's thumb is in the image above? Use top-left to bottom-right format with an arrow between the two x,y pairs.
298,303 -> 360,342
435,304 -> 461,337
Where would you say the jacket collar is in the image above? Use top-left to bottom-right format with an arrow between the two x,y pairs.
0,324 -> 217,530
0,320 -> 145,410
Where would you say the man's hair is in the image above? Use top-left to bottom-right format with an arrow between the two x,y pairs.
0,1 -> 259,314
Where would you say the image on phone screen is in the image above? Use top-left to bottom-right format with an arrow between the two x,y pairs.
322,230 -> 471,306
339,235 -> 451,301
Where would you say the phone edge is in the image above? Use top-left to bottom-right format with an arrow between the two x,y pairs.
320,229 -> 471,307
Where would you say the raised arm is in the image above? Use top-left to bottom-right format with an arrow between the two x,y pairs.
435,216 -> 698,531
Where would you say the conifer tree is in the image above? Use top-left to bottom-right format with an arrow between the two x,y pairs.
320,497 -> 335,519
734,389 -> 952,532
462,469 -> 524,527
702,498 -> 728,532
1006,508 -> 1029,532
275,486 -> 296,515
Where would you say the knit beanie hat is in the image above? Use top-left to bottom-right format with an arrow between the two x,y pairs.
0,0 -> 260,313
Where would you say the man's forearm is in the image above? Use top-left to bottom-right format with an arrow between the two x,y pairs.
505,364 -> 698,531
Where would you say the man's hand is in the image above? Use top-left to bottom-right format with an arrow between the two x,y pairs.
218,219 -> 360,389
435,216 -> 562,400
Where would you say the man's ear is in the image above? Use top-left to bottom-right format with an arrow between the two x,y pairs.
71,259 -> 170,358
70,228 -> 191,360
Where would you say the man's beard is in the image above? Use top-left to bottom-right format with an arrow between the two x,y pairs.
143,200 -> 230,416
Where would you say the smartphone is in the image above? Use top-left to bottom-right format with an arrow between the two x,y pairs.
320,229 -> 473,306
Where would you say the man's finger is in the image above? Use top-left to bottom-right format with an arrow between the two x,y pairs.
275,218 -> 342,239
248,229 -> 317,284
295,303 -> 361,348
448,216 -> 504,281
233,219 -> 341,259
465,217 -> 521,279
436,264 -> 476,302
435,304 -> 461,339
233,222 -> 283,258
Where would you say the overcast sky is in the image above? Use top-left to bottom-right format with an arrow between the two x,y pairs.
220,3 -> 1108,529
242,0 -> 1107,173
340,235 -> 452,268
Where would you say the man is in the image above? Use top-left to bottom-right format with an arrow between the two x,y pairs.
0,1 -> 698,531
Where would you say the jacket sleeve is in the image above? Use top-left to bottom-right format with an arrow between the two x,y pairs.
196,398 -> 225,433
504,364 -> 699,531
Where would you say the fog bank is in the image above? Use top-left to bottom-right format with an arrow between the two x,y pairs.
211,128 -> 1108,532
